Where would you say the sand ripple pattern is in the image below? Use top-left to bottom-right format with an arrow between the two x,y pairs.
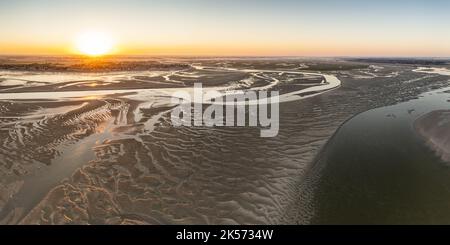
1,63 -> 445,224
0,99 -> 131,223
18,94 -> 352,224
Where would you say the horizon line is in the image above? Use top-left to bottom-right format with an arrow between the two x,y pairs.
0,54 -> 449,59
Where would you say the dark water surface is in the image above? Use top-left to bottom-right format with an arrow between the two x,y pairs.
311,88 -> 450,224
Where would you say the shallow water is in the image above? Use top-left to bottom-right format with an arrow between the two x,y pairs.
311,86 -> 450,224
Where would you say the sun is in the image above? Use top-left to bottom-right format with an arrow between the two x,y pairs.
75,31 -> 114,56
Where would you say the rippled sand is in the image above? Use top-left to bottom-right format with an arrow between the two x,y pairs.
0,58 -> 448,224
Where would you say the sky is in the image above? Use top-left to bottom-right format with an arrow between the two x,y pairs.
0,0 -> 449,56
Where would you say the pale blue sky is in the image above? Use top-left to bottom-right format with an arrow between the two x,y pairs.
0,0 -> 449,56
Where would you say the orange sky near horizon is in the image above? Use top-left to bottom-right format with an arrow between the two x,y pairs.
1,40 -> 447,57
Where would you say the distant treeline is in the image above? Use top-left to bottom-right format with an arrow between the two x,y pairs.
0,61 -> 191,72
347,58 -> 449,66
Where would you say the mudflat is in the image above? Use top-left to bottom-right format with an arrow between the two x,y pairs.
0,57 -> 449,224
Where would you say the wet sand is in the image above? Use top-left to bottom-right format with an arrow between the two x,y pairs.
0,61 -> 342,224
0,58 -> 449,224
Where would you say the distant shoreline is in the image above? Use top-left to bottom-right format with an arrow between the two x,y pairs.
0,60 -> 191,73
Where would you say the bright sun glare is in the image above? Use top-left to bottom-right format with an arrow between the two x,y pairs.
75,32 -> 114,56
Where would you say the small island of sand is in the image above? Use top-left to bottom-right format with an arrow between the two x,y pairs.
415,110 -> 450,162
